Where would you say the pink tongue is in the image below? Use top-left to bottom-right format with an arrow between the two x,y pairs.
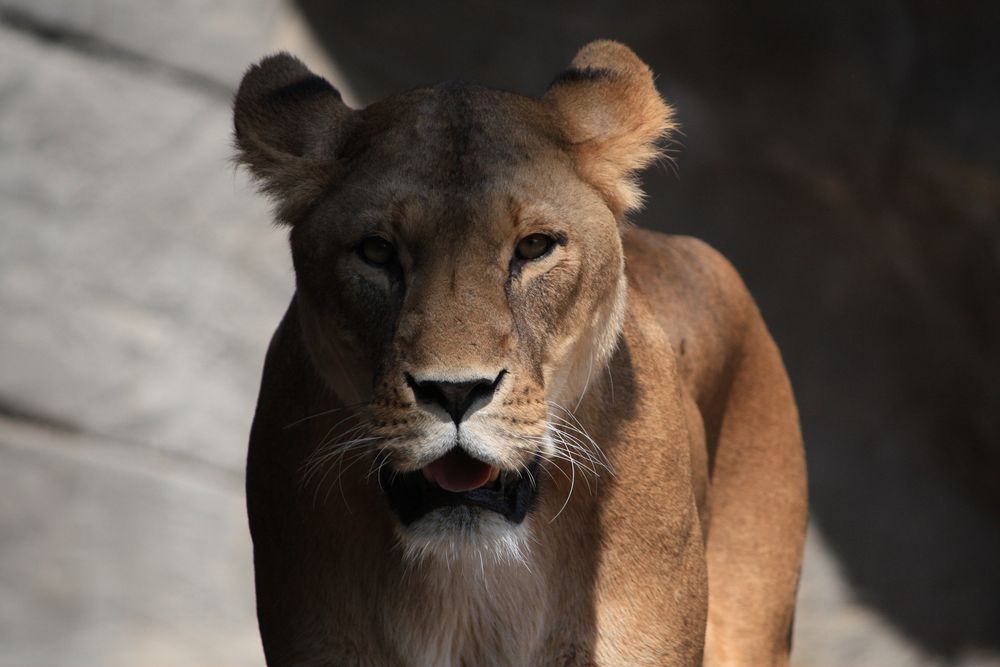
424,449 -> 494,493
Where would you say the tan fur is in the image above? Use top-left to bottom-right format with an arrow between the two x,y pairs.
545,41 -> 675,217
237,41 -> 807,666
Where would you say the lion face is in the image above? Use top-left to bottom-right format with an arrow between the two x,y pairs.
234,42 -> 672,556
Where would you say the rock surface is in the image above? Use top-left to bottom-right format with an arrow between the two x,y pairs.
0,3 -> 283,665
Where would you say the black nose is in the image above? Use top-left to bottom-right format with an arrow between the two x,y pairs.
405,370 -> 506,425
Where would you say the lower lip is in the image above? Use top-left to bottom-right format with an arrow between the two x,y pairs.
380,454 -> 543,526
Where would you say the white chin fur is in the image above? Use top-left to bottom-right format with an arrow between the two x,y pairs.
395,507 -> 533,570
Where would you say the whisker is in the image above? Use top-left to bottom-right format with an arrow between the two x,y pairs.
282,400 -> 369,430
547,431 -> 595,493
307,429 -> 370,464
546,402 -> 614,474
547,427 -> 608,477
606,364 -> 615,403
300,410 -> 370,472
574,351 -> 595,412
306,438 -> 379,507
550,452 -> 577,523
306,439 -> 379,475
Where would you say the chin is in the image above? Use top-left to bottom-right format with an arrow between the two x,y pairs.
393,507 -> 535,569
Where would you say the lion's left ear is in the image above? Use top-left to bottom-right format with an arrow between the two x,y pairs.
544,40 -> 675,218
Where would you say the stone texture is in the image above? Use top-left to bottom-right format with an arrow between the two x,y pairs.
793,529 -> 999,667
0,418 -> 263,667
0,24 -> 291,471
0,7 -> 283,663
0,0 -> 276,88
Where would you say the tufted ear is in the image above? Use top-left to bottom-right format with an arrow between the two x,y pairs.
544,40 -> 675,219
233,53 -> 353,225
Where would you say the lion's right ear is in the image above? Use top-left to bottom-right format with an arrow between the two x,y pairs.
233,53 -> 353,225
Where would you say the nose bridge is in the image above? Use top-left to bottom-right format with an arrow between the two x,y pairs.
398,256 -> 510,372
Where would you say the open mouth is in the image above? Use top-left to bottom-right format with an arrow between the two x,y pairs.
379,448 -> 541,526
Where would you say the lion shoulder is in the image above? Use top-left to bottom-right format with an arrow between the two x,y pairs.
623,227 -> 761,404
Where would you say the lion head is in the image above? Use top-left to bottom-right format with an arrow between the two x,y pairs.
234,41 -> 673,560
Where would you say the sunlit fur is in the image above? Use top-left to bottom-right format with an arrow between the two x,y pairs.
238,40 -> 808,666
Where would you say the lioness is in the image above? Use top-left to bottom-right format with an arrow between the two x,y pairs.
236,41 -> 807,666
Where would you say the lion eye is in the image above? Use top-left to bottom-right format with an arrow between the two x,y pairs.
515,233 -> 555,261
358,236 -> 395,266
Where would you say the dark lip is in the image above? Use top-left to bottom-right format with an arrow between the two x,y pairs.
379,452 -> 542,526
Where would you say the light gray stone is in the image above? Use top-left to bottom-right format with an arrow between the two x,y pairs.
0,24 -> 293,471
794,526 -> 1000,667
0,417 -> 263,667
796,528 -> 933,667
0,5 -> 288,663
0,0 -> 279,88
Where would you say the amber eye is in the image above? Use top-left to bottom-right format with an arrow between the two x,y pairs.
358,235 -> 395,266
515,233 -> 556,261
